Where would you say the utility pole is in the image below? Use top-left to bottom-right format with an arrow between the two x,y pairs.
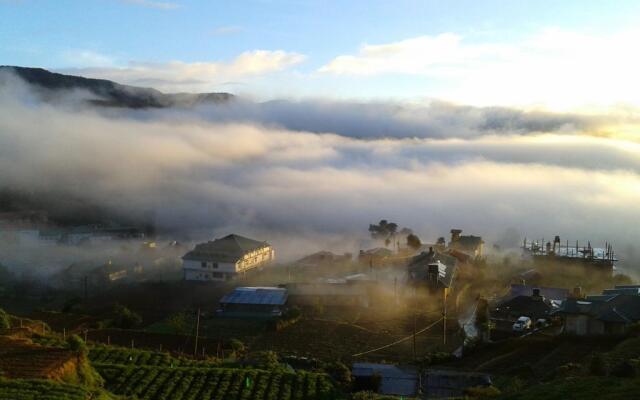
194,308 -> 201,357
443,289 -> 447,345
412,312 -> 417,361
83,276 -> 88,301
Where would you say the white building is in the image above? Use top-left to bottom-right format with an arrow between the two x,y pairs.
182,234 -> 274,282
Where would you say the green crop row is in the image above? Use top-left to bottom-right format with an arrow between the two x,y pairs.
94,363 -> 338,400
89,345 -> 221,368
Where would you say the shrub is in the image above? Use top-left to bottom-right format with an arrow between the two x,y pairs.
66,334 -> 88,357
111,304 -> 142,329
589,353 -> 609,376
464,385 -> 502,398
284,306 -> 302,320
555,362 -> 583,378
611,360 -> 637,378
0,308 -> 10,331
167,312 -> 188,335
229,339 -> 245,357
327,361 -> 351,387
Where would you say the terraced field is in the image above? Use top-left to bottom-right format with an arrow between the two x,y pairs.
94,364 -> 337,400
90,345 -> 219,368
0,336 -> 77,380
0,378 -> 105,400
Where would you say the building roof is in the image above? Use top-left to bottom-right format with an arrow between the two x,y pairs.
352,363 -> 418,397
422,369 -> 492,399
220,287 -> 287,306
450,235 -> 484,255
508,284 -> 570,302
603,287 -> 640,296
495,295 -> 553,319
361,247 -> 393,257
554,294 -> 640,323
408,250 -> 457,289
183,234 -> 269,262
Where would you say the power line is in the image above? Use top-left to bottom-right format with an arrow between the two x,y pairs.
352,317 -> 444,357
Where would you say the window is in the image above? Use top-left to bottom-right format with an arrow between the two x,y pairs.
201,261 -> 206,268
212,272 -> 223,278
213,263 -> 218,269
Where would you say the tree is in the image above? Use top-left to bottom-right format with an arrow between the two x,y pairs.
112,304 -> 142,329
0,308 -> 10,331
327,361 -> 352,387
406,234 -> 422,250
251,351 -> 280,370
167,312 -> 188,335
0,263 -> 12,284
368,220 -> 398,240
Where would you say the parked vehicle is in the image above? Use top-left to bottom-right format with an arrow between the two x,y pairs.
535,318 -> 549,328
512,316 -> 532,332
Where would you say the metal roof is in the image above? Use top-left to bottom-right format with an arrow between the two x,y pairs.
352,363 -> 418,397
220,287 -> 288,305
183,234 -> 270,263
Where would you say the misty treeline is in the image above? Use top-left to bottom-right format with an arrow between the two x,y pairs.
0,188 -> 151,229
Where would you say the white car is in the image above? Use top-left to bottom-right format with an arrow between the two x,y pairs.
512,316 -> 532,332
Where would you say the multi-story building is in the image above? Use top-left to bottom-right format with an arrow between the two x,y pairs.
182,234 -> 274,281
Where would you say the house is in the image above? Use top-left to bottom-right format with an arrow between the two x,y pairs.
217,287 -> 287,318
182,234 -> 274,281
407,248 -> 457,295
421,369 -> 492,399
285,276 -> 372,308
358,247 -> 393,268
554,293 -> 640,335
492,288 -> 556,323
352,363 -> 418,397
449,229 -> 484,258
506,284 -> 570,303
602,285 -> 640,296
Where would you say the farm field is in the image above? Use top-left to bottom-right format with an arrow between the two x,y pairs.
0,378 -> 111,400
89,345 -> 222,368
94,363 -> 338,400
497,376 -> 640,400
0,336 -> 77,380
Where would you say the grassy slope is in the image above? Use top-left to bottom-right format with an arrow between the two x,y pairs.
499,377 -> 640,400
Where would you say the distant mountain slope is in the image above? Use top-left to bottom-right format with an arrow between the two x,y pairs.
0,66 -> 233,108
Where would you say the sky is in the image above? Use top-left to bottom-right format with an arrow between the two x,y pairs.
3,0 -> 640,109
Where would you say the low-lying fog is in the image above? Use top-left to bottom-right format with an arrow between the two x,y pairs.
1,71 -> 639,274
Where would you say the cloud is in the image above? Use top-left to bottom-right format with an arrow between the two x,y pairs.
60,50 -> 117,68
319,29 -> 640,109
59,50 -> 306,92
121,0 -> 179,9
210,26 -> 244,36
1,73 -> 640,267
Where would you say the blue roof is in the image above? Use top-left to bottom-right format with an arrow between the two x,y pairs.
220,287 -> 287,305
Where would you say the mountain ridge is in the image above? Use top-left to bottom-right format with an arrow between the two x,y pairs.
0,65 -> 233,108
